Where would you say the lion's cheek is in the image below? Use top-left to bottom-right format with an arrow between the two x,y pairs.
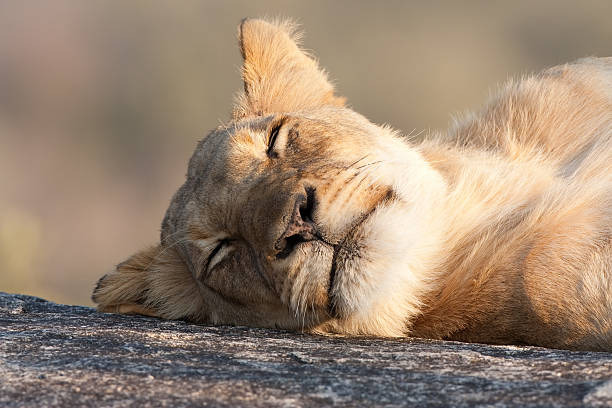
326,202 -> 444,337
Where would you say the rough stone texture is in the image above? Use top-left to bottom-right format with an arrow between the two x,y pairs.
0,292 -> 611,407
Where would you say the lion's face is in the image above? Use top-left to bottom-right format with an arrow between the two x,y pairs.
162,107 -> 420,330
94,18 -> 446,336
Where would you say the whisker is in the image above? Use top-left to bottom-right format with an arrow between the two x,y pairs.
160,227 -> 191,245
356,160 -> 382,170
141,237 -> 191,274
143,237 -> 219,275
336,154 -> 369,175
217,118 -> 228,129
405,128 -> 426,143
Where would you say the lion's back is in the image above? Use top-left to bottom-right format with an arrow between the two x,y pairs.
416,58 -> 612,350
449,57 -> 612,175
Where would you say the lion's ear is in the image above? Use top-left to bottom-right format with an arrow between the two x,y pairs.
92,245 -> 205,321
232,18 -> 345,119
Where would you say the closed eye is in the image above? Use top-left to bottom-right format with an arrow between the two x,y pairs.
205,239 -> 232,273
266,118 -> 286,158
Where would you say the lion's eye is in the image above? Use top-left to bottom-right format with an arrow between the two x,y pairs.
266,123 -> 282,158
206,239 -> 232,272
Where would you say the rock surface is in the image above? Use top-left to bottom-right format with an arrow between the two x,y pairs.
1,292 -> 611,407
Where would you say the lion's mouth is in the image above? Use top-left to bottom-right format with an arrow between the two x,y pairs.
272,184 -> 397,317
327,187 -> 396,317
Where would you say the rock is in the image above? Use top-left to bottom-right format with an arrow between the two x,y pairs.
0,292 -> 610,407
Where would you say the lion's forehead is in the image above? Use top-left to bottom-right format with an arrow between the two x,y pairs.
192,109 -> 379,176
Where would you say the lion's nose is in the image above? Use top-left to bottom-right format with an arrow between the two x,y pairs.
274,187 -> 318,258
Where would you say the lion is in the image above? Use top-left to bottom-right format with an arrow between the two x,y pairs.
92,18 -> 612,351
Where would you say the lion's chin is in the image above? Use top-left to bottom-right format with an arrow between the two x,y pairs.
282,240 -> 335,324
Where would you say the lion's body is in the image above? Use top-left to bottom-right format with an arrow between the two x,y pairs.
412,61 -> 612,349
93,19 -> 612,351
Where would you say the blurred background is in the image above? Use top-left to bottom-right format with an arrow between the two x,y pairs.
0,1 -> 610,306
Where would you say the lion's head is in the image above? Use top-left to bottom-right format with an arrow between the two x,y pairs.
93,18 -> 446,336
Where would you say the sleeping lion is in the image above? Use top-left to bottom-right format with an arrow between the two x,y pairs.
93,18 -> 612,351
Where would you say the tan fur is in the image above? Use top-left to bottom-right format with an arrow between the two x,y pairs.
92,18 -> 612,351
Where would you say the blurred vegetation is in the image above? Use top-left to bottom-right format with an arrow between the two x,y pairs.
0,1 -> 610,305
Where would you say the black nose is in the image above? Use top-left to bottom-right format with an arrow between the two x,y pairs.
275,187 -> 318,258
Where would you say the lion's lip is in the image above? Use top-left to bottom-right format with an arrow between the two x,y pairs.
327,213 -> 372,318
327,188 -> 397,317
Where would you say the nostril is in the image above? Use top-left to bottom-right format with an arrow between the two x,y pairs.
276,234 -> 308,259
299,186 -> 316,223
275,187 -> 319,259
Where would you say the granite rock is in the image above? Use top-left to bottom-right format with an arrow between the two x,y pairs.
0,292 -> 611,407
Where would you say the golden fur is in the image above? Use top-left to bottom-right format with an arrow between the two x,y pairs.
93,18 -> 612,351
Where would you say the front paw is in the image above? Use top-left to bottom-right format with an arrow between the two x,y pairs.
97,302 -> 160,318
